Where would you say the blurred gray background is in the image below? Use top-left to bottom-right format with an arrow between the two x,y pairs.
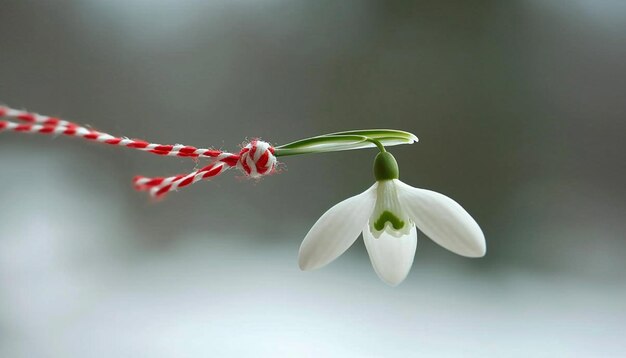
1,1 -> 625,357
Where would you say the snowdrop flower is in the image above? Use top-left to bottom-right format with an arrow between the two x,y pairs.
298,151 -> 486,286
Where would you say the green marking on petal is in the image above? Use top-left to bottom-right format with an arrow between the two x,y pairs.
373,210 -> 405,232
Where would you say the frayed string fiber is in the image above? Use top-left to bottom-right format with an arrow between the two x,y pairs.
0,105 -> 277,198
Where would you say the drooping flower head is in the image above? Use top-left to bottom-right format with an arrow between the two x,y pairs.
298,149 -> 485,286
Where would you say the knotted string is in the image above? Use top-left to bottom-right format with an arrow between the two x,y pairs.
0,105 -> 277,198
133,140 -> 276,198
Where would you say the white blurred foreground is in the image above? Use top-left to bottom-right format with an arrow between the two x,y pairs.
2,234 -> 625,357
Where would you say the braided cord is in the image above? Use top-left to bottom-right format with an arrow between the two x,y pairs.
0,106 -> 277,198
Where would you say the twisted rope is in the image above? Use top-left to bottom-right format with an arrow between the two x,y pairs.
0,105 -> 277,198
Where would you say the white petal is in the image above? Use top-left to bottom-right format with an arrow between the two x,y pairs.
298,184 -> 377,271
363,224 -> 417,286
395,180 -> 486,257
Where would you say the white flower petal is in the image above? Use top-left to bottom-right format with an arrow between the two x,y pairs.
363,223 -> 417,286
395,180 -> 486,257
298,184 -> 377,271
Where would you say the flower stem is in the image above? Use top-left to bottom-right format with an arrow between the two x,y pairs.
273,129 -> 416,157
366,138 -> 386,153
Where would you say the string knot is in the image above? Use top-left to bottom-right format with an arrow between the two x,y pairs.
237,140 -> 277,178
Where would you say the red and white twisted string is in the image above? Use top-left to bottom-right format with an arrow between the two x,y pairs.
0,105 -> 277,198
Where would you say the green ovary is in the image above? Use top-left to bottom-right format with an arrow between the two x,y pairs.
373,210 -> 405,232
